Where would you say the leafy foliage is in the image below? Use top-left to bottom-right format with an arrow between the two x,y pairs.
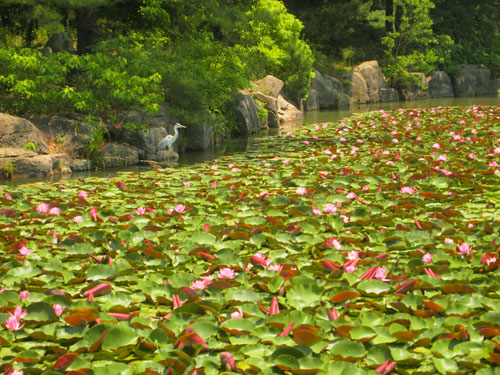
1,105 -> 500,373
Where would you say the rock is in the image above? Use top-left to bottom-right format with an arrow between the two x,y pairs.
345,71 -> 369,104
277,95 -> 302,124
0,113 -> 50,154
101,143 -> 139,168
252,92 -> 278,128
325,76 -> 344,93
305,88 -> 320,111
44,32 -> 75,53
402,73 -> 430,100
310,69 -> 344,109
27,113 -> 92,158
1,147 -> 71,179
234,93 -> 261,135
253,75 -> 284,98
39,47 -> 52,56
452,64 -> 491,96
489,79 -> 500,95
353,60 -> 386,102
72,159 -> 92,172
427,71 -> 454,98
380,88 -> 400,102
184,120 -> 214,151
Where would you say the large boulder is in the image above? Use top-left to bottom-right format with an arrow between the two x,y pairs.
353,60 -> 386,103
0,113 -> 50,154
452,65 -> 491,96
101,143 -> 139,168
234,93 -> 261,135
253,91 -> 278,128
28,113 -> 92,159
44,32 -> 75,53
253,75 -> 284,98
184,120 -> 214,151
310,69 -> 345,109
380,88 -> 400,102
402,73 -> 431,100
489,79 -> 500,96
345,71 -> 369,104
1,147 -> 71,179
305,88 -> 320,111
277,95 -> 303,124
427,71 -> 454,98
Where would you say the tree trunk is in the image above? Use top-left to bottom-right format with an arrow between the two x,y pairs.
75,7 -> 102,54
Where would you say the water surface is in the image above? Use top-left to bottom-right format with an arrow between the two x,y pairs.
3,96 -> 499,186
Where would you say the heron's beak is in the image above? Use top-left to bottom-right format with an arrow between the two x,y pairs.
179,124 -> 187,128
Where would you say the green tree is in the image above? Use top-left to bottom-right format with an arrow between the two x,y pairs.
431,0 -> 500,76
381,0 -> 445,89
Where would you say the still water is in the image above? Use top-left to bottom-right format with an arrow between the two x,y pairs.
2,96 -> 499,186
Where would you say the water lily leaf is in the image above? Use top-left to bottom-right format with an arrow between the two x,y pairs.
330,339 -> 365,361
220,318 -> 255,335
87,264 -> 118,281
357,279 -> 391,296
331,289 -> 360,303
433,357 -> 458,374
286,283 -> 322,310
226,288 -> 261,303
349,326 -> 377,342
26,302 -> 58,322
101,322 -> 140,351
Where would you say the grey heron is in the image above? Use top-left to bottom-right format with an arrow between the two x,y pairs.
156,123 -> 186,164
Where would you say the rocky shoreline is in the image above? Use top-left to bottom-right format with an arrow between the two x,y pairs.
1,60 -> 499,180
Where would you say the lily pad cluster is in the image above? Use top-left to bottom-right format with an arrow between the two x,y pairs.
1,105 -> 500,375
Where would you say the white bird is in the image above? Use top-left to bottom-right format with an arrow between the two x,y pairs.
156,123 -> 186,164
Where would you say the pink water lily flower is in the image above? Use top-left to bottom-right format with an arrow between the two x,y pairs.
73,215 -> 83,223
217,267 -> 236,279
325,238 -> 342,250
324,203 -> 337,213
6,307 -> 27,331
36,203 -> 50,213
78,191 -> 88,199
18,245 -> 33,257
400,186 -> 416,194
311,205 -> 323,215
52,304 -> 65,317
457,243 -> 472,255
90,207 -> 98,222
296,187 -> 307,195
49,207 -> 61,215
230,310 -> 243,319
375,267 -> 390,281
191,277 -> 213,290
136,207 -> 146,215
174,204 -> 186,214
422,253 -> 433,263
19,291 -> 30,300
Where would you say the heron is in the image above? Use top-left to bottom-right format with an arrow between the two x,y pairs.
156,123 -> 187,164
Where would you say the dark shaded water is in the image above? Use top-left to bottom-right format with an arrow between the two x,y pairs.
2,96 -> 499,187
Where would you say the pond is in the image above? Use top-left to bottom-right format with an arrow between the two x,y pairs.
2,96 -> 499,187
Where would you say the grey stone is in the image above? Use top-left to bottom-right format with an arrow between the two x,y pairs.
310,69 -> 343,109
101,143 -> 139,168
184,120 -> 214,151
402,73 -> 430,100
0,113 -> 49,154
277,95 -> 302,124
354,60 -> 386,102
345,71 -> 369,104
489,79 -> 500,95
427,71 -> 454,98
72,159 -> 92,172
305,88 -> 320,111
253,75 -> 284,98
234,93 -> 261,135
452,64 -> 491,96
380,88 -> 400,102
44,32 -> 75,53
